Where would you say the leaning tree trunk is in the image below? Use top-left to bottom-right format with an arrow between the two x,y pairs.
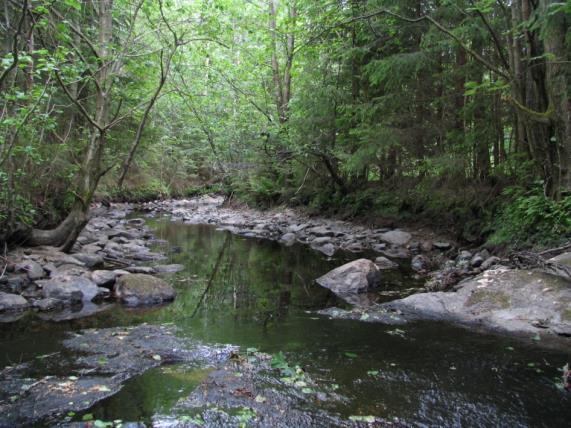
29,130 -> 107,252
27,0 -> 113,252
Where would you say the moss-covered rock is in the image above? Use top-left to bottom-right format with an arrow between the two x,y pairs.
114,273 -> 176,306
359,267 -> 571,343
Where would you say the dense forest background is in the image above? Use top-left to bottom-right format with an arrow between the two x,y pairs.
0,0 -> 570,249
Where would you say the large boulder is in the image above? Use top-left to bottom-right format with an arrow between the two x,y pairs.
114,274 -> 176,306
40,277 -> 101,304
550,252 -> 571,267
0,292 -> 29,312
378,230 -> 412,246
387,267 -> 571,339
316,259 -> 381,294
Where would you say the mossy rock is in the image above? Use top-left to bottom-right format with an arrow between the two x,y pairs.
114,274 -> 176,306
466,290 -> 511,311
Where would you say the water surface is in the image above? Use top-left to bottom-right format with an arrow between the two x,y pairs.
1,217 -> 569,426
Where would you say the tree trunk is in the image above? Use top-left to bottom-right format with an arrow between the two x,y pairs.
541,0 -> 571,197
118,51 -> 171,188
27,0 -> 113,252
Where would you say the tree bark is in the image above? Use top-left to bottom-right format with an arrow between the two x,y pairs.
118,50 -> 172,188
27,0 -> 114,252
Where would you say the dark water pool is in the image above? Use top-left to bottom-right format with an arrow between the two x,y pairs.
1,217 -> 570,426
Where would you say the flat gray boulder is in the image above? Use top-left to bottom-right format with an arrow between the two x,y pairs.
378,230 -> 412,246
550,252 -> 571,267
387,267 -> 571,339
316,259 -> 381,294
114,274 -> 176,306
0,292 -> 29,312
41,277 -> 100,303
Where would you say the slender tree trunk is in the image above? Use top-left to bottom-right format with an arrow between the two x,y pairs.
541,0 -> 571,197
28,0 -> 114,251
118,51 -> 172,188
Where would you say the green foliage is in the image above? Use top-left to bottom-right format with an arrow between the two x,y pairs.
489,187 -> 571,247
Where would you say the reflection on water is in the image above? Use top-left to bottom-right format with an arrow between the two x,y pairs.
0,218 -> 569,426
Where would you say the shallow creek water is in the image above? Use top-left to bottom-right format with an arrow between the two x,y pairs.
1,216 -> 570,427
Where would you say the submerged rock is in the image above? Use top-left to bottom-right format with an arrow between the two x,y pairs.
114,273 -> 176,306
316,259 -> 380,294
0,325 -> 235,427
159,348 -> 385,428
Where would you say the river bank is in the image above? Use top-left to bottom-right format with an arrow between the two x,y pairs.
0,197 -> 569,426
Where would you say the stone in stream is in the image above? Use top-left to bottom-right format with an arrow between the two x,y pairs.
385,267 -> 571,340
306,226 -> 335,237
549,251 -> 571,267
374,256 -> 399,270
0,325 -> 235,427
114,273 -> 176,306
378,230 -> 412,246
91,269 -> 123,287
70,252 -> 104,268
14,260 -> 45,280
0,292 -> 30,312
480,256 -> 501,271
411,255 -> 431,273
153,264 -> 185,273
316,259 -> 381,294
433,241 -> 452,251
163,348 -> 385,428
125,265 -> 156,274
0,274 -> 27,294
32,297 -> 65,312
279,232 -> 297,246
39,276 -> 101,304
311,242 -> 336,257
377,247 -> 411,259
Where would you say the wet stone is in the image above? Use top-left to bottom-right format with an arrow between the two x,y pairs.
0,292 -> 29,312
0,325 -> 235,427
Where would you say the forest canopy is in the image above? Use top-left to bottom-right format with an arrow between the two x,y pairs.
1,0 -> 570,248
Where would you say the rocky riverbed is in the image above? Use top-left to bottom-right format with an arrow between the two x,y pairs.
140,196 -> 501,280
1,194 -> 569,346
0,195 -> 569,425
0,205 -> 183,321
0,324 -> 235,427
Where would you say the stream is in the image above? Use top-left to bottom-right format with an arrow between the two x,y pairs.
1,215 -> 570,427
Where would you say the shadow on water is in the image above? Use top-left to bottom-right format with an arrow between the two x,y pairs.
1,217 -> 570,426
